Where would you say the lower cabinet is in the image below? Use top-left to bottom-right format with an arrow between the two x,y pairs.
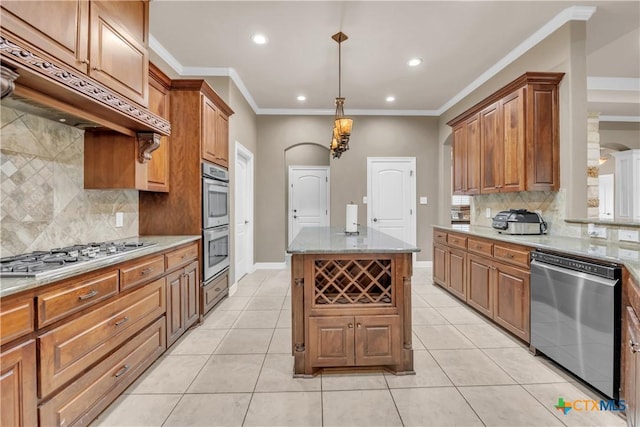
432,228 -> 531,343
493,261 -> 530,341
166,260 -> 199,347
39,318 -> 166,427
0,340 -> 37,427
308,315 -> 400,368
202,271 -> 229,316
624,305 -> 640,426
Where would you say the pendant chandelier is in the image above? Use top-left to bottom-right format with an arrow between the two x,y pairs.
330,32 -> 353,159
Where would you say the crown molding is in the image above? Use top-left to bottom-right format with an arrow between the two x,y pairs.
150,5 -> 598,117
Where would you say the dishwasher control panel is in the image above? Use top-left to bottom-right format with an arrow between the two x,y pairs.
531,251 -> 619,279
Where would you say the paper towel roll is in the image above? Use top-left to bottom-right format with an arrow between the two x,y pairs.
346,204 -> 358,233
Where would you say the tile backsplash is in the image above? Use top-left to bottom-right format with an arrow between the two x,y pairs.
470,189 -> 582,238
1,107 -> 138,257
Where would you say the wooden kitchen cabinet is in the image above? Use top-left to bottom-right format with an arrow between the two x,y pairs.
308,315 -> 400,368
0,340 -> 37,427
0,297 -> 34,346
139,80 -> 233,237
202,270 -> 229,316
433,228 -> 531,343
84,63 -> 170,192
166,260 -> 199,347
448,72 -> 563,195
201,91 -> 231,167
493,261 -> 530,341
1,0 -> 149,106
622,269 -> 640,424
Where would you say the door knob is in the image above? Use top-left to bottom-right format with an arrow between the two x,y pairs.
373,218 -> 378,222
293,209 -> 297,212
293,215 -> 298,219
244,220 -> 249,224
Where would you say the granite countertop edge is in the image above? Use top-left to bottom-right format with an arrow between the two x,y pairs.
565,218 -> 640,228
433,225 -> 640,283
287,226 -> 420,254
0,235 -> 201,299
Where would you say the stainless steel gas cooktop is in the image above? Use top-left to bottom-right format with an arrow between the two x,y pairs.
0,241 -> 156,278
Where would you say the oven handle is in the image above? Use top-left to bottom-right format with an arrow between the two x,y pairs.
204,226 -> 229,238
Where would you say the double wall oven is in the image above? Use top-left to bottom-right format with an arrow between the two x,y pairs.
202,161 -> 230,284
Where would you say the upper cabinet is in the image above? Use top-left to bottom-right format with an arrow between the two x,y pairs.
448,72 -> 563,195
201,92 -> 230,168
1,0 -> 148,106
84,63 -> 169,192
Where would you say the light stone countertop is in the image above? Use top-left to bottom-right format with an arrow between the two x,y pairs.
0,235 -> 201,298
287,226 -> 420,254
433,224 -> 640,283
565,218 -> 640,228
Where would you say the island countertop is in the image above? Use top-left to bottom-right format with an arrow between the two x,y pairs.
287,226 -> 420,254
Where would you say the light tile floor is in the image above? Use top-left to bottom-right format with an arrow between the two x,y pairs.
92,268 -> 625,427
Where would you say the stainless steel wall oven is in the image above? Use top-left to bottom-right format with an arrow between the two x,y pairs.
202,161 -> 230,283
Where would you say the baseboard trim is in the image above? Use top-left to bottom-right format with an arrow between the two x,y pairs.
414,261 -> 432,268
254,262 -> 287,270
228,282 -> 238,297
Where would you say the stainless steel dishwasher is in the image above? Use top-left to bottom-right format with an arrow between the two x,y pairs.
530,250 -> 622,400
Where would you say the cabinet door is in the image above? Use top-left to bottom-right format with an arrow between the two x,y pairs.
201,95 -> 218,163
166,270 -> 184,347
433,244 -> 448,288
183,261 -> 200,329
308,316 -> 354,367
89,0 -> 148,106
480,101 -> 502,193
355,315 -> 400,366
500,88 -> 525,192
447,249 -> 466,301
493,261 -> 530,342
465,114 -> 481,195
467,254 -> 493,318
215,112 -> 229,168
1,0 -> 89,73
452,124 -> 466,194
145,66 -> 170,192
526,84 -> 559,191
0,340 -> 37,427
625,306 -> 640,427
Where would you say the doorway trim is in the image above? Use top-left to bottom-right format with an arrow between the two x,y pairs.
235,141 -> 254,281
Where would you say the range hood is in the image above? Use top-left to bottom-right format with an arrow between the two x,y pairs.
0,36 -> 170,138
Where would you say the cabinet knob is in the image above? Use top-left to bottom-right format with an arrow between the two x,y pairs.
348,323 -> 353,328
357,323 -> 361,328
80,59 -> 89,65
92,66 -> 101,72
630,340 -> 640,354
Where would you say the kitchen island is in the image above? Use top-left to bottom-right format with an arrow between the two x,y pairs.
287,226 -> 420,377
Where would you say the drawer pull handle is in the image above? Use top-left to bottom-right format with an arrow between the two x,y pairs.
215,287 -> 221,292
348,323 -> 353,328
78,290 -> 98,301
506,254 -> 514,258
114,364 -> 130,378
140,268 -> 152,276
115,316 -> 129,327
181,254 -> 188,259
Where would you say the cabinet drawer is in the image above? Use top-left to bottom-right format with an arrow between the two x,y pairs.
120,256 -> 165,291
0,297 -> 34,345
434,230 -> 448,244
39,317 -> 166,427
467,238 -> 493,256
38,271 -> 119,328
38,278 -> 165,398
166,243 -> 198,271
202,272 -> 228,315
447,233 -> 468,249
494,244 -> 530,267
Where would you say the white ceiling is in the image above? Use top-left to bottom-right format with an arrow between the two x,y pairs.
149,1 -> 640,120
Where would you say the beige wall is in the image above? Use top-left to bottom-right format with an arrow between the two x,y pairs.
436,21 -> 589,227
256,115 -> 439,263
600,122 -> 640,150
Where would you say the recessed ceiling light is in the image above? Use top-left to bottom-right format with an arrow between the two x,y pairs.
386,96 -> 395,102
252,34 -> 268,45
407,58 -> 423,67
297,95 -> 307,101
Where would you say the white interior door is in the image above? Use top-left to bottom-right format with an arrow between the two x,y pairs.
288,166 -> 330,245
235,143 -> 254,280
367,157 -> 416,245
599,173 -> 614,219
